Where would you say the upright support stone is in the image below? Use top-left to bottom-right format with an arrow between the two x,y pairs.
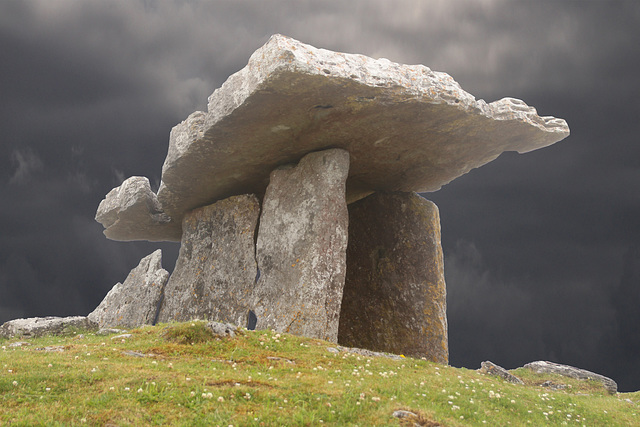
157,194 -> 260,326
252,149 -> 349,342
88,249 -> 169,328
338,192 -> 448,363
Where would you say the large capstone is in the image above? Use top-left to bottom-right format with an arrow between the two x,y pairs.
97,34 -> 569,242
251,149 -> 349,342
157,194 -> 260,325
338,192 -> 448,363
88,249 -> 169,329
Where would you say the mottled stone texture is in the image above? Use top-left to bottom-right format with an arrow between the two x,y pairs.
157,194 -> 260,326
0,316 -> 97,339
88,250 -> 169,328
252,149 -> 349,341
338,192 -> 448,363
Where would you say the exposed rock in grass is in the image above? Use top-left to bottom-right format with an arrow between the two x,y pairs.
328,345 -> 404,361
0,316 -> 97,339
206,321 -> 239,338
524,360 -> 618,394
478,360 -> 524,385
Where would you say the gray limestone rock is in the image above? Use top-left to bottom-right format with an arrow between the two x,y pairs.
330,345 -> 404,361
251,149 -> 349,342
0,316 -> 97,339
98,34 -> 569,242
206,321 -> 239,338
392,410 -> 419,420
524,360 -> 618,394
88,250 -> 169,329
479,361 -> 525,385
157,194 -> 260,325
338,192 -> 448,363
96,176 -> 180,241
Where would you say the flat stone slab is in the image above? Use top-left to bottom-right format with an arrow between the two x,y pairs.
157,194 -> 260,325
523,360 -> 618,394
251,149 -> 349,342
88,249 -> 169,329
0,316 -> 97,339
338,192 -> 448,363
97,34 -> 569,241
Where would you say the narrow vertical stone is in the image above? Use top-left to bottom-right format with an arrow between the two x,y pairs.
338,192 -> 448,363
157,194 -> 260,326
252,149 -> 349,342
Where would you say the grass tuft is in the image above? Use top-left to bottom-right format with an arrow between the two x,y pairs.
160,321 -> 215,345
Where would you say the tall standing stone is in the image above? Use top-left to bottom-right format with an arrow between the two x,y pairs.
338,192 -> 448,363
157,194 -> 260,326
252,149 -> 349,342
88,249 -> 169,329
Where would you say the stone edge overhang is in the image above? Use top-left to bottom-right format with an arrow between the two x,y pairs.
96,34 -> 570,242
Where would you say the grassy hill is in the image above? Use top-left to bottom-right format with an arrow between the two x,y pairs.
1,321 -> 638,426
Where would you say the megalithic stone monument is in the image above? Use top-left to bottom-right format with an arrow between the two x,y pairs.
94,34 -> 569,363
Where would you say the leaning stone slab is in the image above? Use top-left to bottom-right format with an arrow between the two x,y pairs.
88,249 -> 169,329
157,194 -> 260,326
523,360 -> 618,394
479,361 -> 524,385
96,176 -> 180,241
251,149 -> 349,342
0,316 -> 97,339
98,34 -> 569,242
338,192 -> 448,363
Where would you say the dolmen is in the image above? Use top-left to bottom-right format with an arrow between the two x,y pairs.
95,34 -> 569,364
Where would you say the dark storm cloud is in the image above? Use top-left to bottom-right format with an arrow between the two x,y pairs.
1,0 -> 639,391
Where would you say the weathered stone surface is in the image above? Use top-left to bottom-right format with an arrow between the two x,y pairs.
88,250 -> 169,329
523,360 -> 618,394
206,321 -> 239,338
157,194 -> 260,325
98,34 -> 569,242
328,345 -> 404,361
479,361 -> 525,385
96,176 -> 180,241
338,192 -> 448,363
0,316 -> 97,339
251,149 -> 349,342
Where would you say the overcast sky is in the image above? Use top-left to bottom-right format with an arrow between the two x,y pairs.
1,0 -> 639,391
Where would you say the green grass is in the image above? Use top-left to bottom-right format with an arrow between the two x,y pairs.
1,321 -> 638,426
